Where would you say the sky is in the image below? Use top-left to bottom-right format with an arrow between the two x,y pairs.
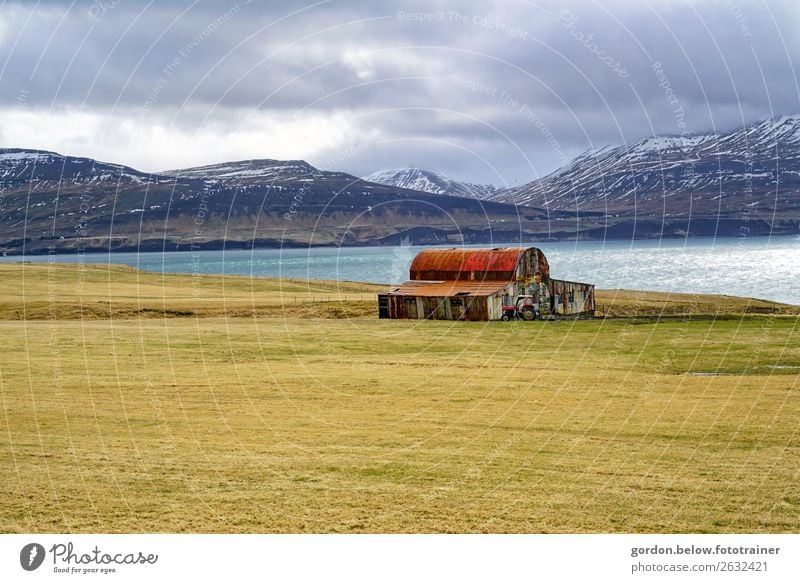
1,0 -> 799,186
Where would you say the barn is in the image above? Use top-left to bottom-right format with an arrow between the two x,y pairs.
378,247 -> 594,321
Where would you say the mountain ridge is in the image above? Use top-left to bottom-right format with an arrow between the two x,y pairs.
363,167 -> 498,200
0,149 -> 552,255
490,114 -> 800,225
2,112 -> 800,255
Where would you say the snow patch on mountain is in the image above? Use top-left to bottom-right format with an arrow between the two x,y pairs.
163,159 -> 318,181
0,148 -> 162,185
491,114 -> 800,215
363,167 -> 498,199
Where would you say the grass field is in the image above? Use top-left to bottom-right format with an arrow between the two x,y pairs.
1,263 -> 799,533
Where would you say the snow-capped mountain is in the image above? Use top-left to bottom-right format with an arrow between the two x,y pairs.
163,158 -> 316,180
363,168 -> 499,200
491,115 -> 800,221
4,112 -> 799,255
161,158 -> 359,188
0,150 -> 537,254
0,148 -> 168,187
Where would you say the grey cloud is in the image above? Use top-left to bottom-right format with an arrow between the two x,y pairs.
2,0 -> 800,183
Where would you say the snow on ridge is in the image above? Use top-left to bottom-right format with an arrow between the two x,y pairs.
627,133 -> 711,155
364,168 -> 453,194
363,167 -> 497,199
163,159 -> 318,179
0,151 -> 56,163
364,168 -> 451,194
499,112 -> 800,210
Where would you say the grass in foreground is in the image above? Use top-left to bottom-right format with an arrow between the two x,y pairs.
0,263 -> 798,533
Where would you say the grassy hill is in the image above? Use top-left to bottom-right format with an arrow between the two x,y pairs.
0,263 -> 798,533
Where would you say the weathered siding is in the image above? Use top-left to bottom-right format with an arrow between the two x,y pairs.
487,294 -> 504,320
548,279 -> 595,317
380,289 -> 509,321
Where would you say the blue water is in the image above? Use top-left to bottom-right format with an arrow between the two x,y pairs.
2,236 -> 799,305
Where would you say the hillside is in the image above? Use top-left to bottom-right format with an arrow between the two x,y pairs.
492,115 -> 800,238
0,150 -> 557,255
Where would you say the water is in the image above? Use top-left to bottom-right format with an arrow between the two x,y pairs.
3,236 -> 799,305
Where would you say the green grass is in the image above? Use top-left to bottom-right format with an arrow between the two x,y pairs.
0,263 -> 799,533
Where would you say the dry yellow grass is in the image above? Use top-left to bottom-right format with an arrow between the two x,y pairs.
595,288 -> 800,318
1,263 -> 799,533
0,262 -> 383,320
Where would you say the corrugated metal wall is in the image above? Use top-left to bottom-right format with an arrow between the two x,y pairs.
548,279 -> 595,316
381,291 -> 510,321
380,282 -> 594,320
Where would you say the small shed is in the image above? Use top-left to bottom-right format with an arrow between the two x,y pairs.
378,246 -> 594,321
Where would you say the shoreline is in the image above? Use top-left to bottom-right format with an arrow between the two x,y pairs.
0,232 -> 795,259
2,232 -> 798,258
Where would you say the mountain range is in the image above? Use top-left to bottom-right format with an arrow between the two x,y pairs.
1,114 -> 799,254
490,115 -> 800,237
0,149 -> 549,254
366,115 -> 800,240
362,168 -> 499,200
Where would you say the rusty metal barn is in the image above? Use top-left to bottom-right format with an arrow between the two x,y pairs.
377,247 -> 595,321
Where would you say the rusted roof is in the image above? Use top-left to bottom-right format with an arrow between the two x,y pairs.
410,247 -> 525,275
385,280 -> 512,297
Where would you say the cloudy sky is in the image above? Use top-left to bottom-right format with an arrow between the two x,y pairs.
1,0 -> 799,185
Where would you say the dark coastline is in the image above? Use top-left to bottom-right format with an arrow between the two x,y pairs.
2,216 -> 797,256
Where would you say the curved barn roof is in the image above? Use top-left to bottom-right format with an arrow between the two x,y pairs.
411,247 -> 523,273
409,247 -> 549,279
